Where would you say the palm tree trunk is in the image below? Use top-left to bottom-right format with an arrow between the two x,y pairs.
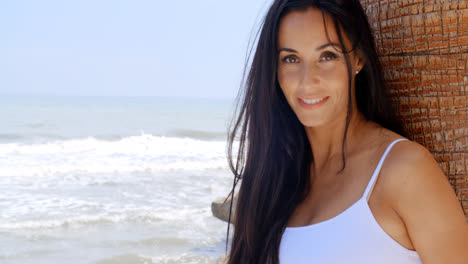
360,0 -> 468,221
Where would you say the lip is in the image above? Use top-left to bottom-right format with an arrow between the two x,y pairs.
297,96 -> 329,109
299,95 -> 326,100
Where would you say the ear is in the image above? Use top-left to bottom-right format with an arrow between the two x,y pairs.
354,48 -> 366,72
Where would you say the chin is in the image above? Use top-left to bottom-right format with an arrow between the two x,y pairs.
297,116 -> 327,128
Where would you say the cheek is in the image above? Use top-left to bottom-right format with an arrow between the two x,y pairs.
320,62 -> 348,81
321,64 -> 350,95
277,68 -> 299,96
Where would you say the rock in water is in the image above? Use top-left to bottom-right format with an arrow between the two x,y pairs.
211,192 -> 238,224
216,254 -> 229,264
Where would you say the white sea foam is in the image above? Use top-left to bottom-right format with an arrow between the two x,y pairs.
0,133 -> 239,177
0,207 -> 210,230
94,252 -> 216,264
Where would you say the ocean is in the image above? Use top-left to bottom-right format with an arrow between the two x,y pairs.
0,95 -> 238,264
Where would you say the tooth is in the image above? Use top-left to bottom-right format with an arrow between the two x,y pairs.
302,97 -> 324,104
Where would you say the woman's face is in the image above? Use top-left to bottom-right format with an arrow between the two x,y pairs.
277,7 -> 364,128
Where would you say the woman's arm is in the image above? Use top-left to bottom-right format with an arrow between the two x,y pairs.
389,141 -> 468,264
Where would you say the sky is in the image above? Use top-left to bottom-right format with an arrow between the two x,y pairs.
0,0 -> 272,98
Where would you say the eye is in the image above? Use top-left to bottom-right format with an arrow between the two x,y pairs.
320,51 -> 338,62
281,55 -> 299,63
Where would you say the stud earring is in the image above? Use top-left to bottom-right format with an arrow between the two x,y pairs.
355,70 -> 359,75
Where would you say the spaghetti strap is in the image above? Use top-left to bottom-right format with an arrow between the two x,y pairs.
362,138 -> 409,202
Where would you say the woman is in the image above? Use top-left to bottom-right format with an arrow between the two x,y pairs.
224,0 -> 468,263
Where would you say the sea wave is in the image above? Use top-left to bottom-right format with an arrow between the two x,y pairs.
169,128 -> 227,141
0,133 -> 239,177
0,207 -> 210,230
94,253 -> 215,264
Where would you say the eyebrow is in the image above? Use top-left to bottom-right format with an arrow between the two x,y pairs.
278,42 -> 341,53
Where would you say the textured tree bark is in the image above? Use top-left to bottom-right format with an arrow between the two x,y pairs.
359,0 -> 468,221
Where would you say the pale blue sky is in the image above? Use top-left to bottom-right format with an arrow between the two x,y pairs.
0,0 -> 271,98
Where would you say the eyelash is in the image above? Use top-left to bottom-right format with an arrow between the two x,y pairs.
281,52 -> 338,63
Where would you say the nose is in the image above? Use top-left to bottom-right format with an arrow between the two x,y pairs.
301,63 -> 320,88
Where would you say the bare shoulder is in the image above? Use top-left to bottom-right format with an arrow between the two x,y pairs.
380,137 -> 468,263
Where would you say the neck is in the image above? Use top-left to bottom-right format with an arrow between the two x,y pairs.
305,107 -> 370,173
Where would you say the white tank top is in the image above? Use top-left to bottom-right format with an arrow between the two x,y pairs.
279,138 -> 423,263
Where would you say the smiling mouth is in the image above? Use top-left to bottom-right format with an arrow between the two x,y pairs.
297,96 -> 329,109
300,97 -> 327,104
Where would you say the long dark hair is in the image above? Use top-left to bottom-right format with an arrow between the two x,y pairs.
224,0 -> 407,263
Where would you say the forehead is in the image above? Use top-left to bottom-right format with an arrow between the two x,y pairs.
277,7 -> 348,50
